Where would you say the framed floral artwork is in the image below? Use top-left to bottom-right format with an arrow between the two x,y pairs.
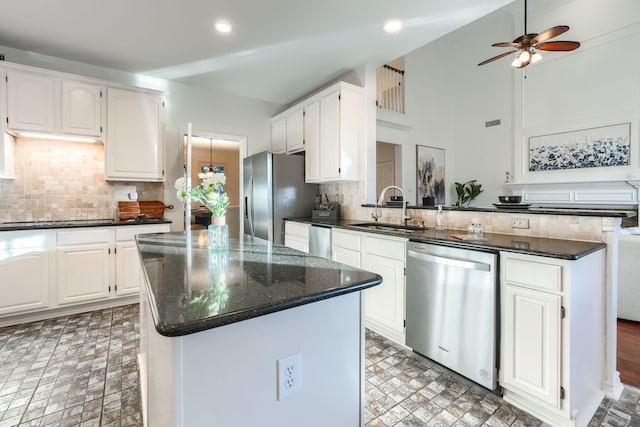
528,123 -> 631,172
416,145 -> 445,205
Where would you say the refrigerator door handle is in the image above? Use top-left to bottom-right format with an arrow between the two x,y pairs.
247,176 -> 254,235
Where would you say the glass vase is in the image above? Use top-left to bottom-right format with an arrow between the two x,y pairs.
208,216 -> 228,251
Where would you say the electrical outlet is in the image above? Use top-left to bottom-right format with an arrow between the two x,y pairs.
277,352 -> 301,400
511,218 -> 530,229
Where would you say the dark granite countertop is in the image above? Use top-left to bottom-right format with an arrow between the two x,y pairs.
288,218 -> 606,260
361,204 -> 636,218
0,218 -> 172,232
136,231 -> 382,337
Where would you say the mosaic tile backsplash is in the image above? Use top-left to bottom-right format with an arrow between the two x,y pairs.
0,138 -> 163,223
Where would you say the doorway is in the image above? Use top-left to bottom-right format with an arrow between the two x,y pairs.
182,132 -> 246,238
376,141 -> 402,202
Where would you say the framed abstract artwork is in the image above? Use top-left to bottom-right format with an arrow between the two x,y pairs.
528,123 -> 631,172
416,145 -> 445,205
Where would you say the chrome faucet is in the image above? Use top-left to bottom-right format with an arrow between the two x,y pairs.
378,185 -> 411,225
371,199 -> 380,222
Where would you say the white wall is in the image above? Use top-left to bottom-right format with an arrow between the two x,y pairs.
396,0 -> 640,207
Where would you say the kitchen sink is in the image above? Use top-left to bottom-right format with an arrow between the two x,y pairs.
351,222 -> 430,234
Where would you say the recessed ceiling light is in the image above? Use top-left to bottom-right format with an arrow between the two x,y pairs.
383,19 -> 403,34
215,20 -> 232,34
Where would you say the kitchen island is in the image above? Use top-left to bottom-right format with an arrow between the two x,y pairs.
136,231 -> 382,427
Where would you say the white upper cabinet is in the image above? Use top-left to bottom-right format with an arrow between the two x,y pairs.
318,90 -> 341,180
106,88 -> 165,181
319,83 -> 362,182
270,81 -> 362,183
285,107 -> 304,153
304,100 -> 321,182
270,107 -> 304,154
61,80 -> 103,136
6,69 -> 104,138
6,70 -> 56,132
271,116 -> 286,154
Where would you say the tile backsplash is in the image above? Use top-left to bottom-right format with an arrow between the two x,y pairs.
322,180 -> 612,242
0,138 -> 163,222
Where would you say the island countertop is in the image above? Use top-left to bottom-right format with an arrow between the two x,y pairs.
137,231 -> 383,337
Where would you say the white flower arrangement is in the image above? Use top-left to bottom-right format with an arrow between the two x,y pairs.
175,173 -> 230,217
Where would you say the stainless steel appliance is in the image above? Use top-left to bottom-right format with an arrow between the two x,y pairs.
406,241 -> 498,391
309,224 -> 331,259
243,152 -> 318,245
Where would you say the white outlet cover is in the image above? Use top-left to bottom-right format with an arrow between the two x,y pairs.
277,352 -> 302,400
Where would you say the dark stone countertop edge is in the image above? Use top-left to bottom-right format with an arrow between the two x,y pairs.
404,235 -> 607,261
149,277 -> 381,337
361,204 -> 636,218
287,217 -> 606,261
0,218 -> 172,232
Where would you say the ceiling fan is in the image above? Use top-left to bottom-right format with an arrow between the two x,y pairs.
478,0 -> 580,68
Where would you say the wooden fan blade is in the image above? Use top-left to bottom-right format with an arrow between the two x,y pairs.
492,42 -> 520,48
532,25 -> 569,44
478,50 -> 518,66
536,40 -> 581,51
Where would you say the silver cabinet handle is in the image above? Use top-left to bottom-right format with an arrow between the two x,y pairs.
408,250 -> 491,272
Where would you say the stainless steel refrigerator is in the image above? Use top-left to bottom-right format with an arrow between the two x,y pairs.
243,152 -> 318,245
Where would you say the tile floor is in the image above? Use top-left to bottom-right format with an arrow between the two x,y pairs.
0,304 -> 638,427
365,329 -> 640,427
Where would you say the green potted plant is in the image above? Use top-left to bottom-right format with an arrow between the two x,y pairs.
454,180 -> 483,207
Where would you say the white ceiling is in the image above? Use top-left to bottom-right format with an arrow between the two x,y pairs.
0,0 -> 517,105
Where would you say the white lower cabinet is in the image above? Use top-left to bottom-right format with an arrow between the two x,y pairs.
502,283 -> 561,406
0,224 -> 169,326
0,230 -> 54,316
284,221 -> 310,253
361,234 -> 406,345
57,229 -> 111,304
114,225 -> 168,296
332,228 -> 406,345
499,250 -> 605,427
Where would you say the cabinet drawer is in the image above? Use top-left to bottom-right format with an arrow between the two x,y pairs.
504,258 -> 562,292
57,229 -> 110,246
332,229 -> 361,251
363,234 -> 406,260
285,221 -> 309,238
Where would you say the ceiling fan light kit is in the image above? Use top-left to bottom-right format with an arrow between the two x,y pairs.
478,0 -> 580,68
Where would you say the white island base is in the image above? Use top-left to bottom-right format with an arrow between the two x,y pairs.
139,289 -> 366,427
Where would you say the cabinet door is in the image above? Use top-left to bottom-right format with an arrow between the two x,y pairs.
6,70 -> 55,132
57,243 -> 110,304
319,90 -> 341,180
361,251 -> 405,341
502,284 -> 561,408
106,88 -> 165,181
115,241 -> 143,296
271,117 -> 286,154
304,101 -> 321,182
286,108 -> 304,153
0,250 -> 50,315
62,80 -> 103,136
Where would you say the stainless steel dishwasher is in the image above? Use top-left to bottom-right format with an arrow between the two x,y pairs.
308,224 -> 332,259
406,241 -> 498,391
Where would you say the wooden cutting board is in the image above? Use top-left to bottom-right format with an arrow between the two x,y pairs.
117,201 -> 140,220
118,200 -> 173,220
139,201 -> 173,219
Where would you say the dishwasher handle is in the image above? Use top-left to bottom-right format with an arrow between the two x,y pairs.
408,249 -> 492,272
